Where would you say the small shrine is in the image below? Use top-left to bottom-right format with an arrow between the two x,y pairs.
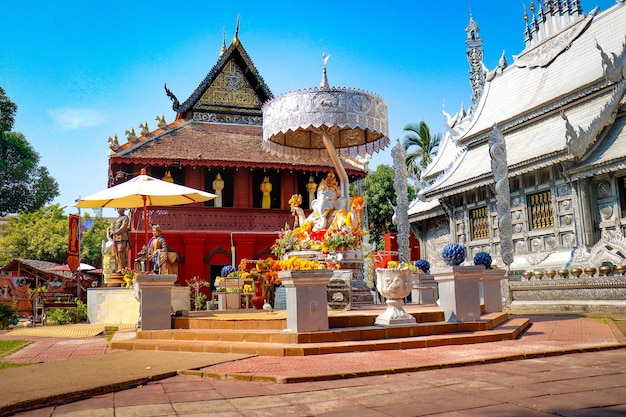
102,24 -> 368,291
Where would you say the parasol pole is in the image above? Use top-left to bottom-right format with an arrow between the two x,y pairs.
321,130 -> 350,212
142,194 -> 150,272
142,195 -> 149,246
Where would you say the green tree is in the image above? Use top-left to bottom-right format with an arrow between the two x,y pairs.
0,88 -> 59,216
402,121 -> 442,189
79,215 -> 111,267
364,165 -> 415,250
0,204 -> 67,265
0,204 -> 110,267
0,87 -> 17,133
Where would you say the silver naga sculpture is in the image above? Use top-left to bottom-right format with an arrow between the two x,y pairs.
489,124 -> 514,270
391,139 -> 411,263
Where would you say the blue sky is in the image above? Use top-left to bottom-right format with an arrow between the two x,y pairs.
1,0 -> 618,216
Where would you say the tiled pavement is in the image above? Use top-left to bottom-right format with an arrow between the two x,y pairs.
2,314 -> 626,416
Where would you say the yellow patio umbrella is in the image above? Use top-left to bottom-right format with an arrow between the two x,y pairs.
73,168 -> 216,243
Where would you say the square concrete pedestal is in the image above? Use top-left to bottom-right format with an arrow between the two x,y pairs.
481,269 -> 506,313
136,274 -> 177,330
433,266 -> 482,322
411,273 -> 438,304
280,269 -> 334,333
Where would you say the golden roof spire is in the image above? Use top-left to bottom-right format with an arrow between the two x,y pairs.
219,27 -> 227,57
232,14 -> 240,46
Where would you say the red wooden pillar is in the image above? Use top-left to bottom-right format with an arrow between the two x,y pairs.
182,235 -> 206,285
232,233 -> 257,263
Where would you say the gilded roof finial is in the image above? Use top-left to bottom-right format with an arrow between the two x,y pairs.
320,53 -> 330,88
219,27 -> 227,57
233,14 -> 240,46
162,170 -> 174,183
524,4 -> 529,22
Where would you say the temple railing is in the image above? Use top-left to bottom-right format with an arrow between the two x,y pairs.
130,206 -> 295,233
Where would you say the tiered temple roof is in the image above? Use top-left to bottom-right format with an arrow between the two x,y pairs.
108,27 -> 367,185
417,2 -> 626,204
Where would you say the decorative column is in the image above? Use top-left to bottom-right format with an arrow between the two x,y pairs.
135,274 -> 177,330
280,269 -> 334,332
432,266 -> 482,322
481,268 -> 506,313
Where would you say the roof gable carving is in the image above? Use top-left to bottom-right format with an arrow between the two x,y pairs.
562,80 -> 625,158
165,38 -> 273,125
514,11 -> 593,69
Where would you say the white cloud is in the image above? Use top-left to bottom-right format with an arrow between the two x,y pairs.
48,108 -> 106,130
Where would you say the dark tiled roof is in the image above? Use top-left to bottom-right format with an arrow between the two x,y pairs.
112,122 -> 366,175
1,259 -> 70,280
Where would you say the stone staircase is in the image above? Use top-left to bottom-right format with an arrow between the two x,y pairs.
110,305 -> 531,356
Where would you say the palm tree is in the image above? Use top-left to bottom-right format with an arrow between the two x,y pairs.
402,121 -> 442,188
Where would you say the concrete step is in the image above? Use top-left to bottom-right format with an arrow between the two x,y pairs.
171,308 -> 446,331
110,314 -> 529,357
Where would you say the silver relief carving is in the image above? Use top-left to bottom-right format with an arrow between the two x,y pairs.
392,139 -> 411,263
489,124 -> 514,268
513,15 -> 593,68
597,182 -> 611,199
262,87 -> 389,159
561,80 -> 625,158
562,200 -> 571,211
599,204 -> 614,221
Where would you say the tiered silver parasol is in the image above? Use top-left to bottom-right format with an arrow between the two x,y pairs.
262,55 -> 389,210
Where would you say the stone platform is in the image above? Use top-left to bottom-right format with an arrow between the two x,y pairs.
110,304 -> 530,356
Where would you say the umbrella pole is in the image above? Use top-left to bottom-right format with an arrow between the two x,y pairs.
322,131 -> 350,211
143,196 -> 149,271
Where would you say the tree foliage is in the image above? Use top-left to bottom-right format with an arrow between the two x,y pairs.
79,215 -> 111,267
402,121 -> 442,190
0,204 -> 109,267
0,88 -> 59,216
0,204 -> 68,265
0,87 -> 17,133
364,164 -> 415,250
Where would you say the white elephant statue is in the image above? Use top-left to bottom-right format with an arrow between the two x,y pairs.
292,172 -> 346,232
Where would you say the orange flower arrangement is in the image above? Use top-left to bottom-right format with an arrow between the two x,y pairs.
264,256 -> 327,286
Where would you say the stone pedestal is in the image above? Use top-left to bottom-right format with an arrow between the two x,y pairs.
285,250 -> 372,305
433,266 -> 482,322
87,286 -> 189,325
135,274 -> 177,330
481,269 -> 505,313
216,293 -> 240,310
105,273 -> 125,287
280,269 -> 333,333
87,287 -> 139,325
327,270 -> 352,310
411,273 -> 438,304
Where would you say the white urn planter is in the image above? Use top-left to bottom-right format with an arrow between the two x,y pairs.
375,267 -> 416,326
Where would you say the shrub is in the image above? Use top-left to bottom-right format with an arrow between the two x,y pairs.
473,252 -> 492,268
46,299 -> 87,325
415,259 -> 431,274
442,243 -> 466,266
0,304 -> 18,329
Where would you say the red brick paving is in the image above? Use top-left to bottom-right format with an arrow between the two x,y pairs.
2,314 -> 626,416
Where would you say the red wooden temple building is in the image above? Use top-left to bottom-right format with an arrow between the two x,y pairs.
106,30 -> 367,288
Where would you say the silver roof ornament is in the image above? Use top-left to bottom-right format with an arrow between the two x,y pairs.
262,54 -> 389,209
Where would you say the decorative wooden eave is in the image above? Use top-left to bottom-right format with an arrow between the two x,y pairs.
108,156 -> 366,177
